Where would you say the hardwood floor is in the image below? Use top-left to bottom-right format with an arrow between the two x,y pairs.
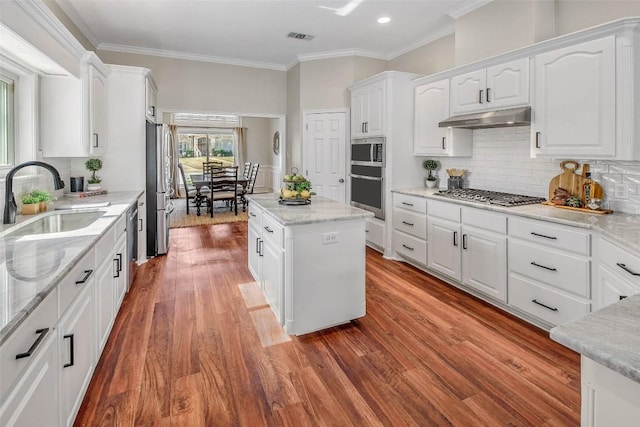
75,222 -> 580,426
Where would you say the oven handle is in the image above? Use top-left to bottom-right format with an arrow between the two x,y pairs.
350,174 -> 383,181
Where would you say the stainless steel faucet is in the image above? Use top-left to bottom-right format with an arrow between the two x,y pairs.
3,161 -> 65,224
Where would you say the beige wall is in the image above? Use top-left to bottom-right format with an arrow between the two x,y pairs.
389,33 -> 455,76
555,0 -> 640,35
243,117 -> 278,167
352,56 -> 388,83
97,50 -> 287,116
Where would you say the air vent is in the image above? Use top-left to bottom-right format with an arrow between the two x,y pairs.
287,32 -> 315,41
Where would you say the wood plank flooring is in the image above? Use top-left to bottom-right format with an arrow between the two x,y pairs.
74,222 -> 580,426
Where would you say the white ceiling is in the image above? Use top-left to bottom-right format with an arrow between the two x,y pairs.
56,0 -> 490,70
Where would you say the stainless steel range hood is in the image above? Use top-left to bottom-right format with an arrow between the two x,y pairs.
438,106 -> 531,129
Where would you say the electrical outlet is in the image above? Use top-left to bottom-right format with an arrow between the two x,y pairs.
322,232 -> 339,244
614,183 -> 628,199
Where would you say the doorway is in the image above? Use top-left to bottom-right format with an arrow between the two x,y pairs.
302,109 -> 348,203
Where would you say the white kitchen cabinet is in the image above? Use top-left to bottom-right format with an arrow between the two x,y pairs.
114,232 -> 127,308
413,79 -> 472,157
531,36 -> 616,158
428,217 -> 461,280
40,53 -> 109,157
248,217 -> 262,283
137,193 -> 147,263
350,80 -> 385,137
59,280 -> 96,427
262,233 -> 284,324
145,75 -> 157,122
393,194 -> 428,265
461,223 -> 507,302
596,238 -> 640,310
450,58 -> 529,115
365,217 -> 385,252
95,248 -> 116,353
581,356 -> 640,427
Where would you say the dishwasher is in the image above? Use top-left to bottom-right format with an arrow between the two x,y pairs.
127,204 -> 138,287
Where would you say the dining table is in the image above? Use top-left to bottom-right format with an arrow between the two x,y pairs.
189,173 -> 249,216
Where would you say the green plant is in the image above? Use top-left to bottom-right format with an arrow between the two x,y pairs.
30,189 -> 51,203
85,158 -> 103,184
423,159 -> 439,181
21,195 -> 39,205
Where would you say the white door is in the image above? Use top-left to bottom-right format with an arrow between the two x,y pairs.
303,111 -> 347,203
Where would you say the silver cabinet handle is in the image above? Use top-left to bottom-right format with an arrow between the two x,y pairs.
401,202 -> 414,207
453,231 -> 458,247
442,137 -> 446,150
486,88 -> 491,102
462,234 -> 467,250
93,133 -> 99,148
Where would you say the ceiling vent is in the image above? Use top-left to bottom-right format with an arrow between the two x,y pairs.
287,32 -> 315,41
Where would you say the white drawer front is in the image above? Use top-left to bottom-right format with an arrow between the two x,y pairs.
509,240 -> 590,298
509,274 -> 590,326
428,200 -> 461,222
59,247 -> 96,316
248,204 -> 262,226
462,207 -> 507,234
95,225 -> 115,262
600,238 -> 640,289
115,213 -> 126,237
509,217 -> 590,256
262,214 -> 283,248
394,230 -> 427,265
393,209 -> 427,239
365,218 -> 385,248
0,291 -> 57,400
393,193 -> 427,214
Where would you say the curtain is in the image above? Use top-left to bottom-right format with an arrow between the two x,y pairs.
168,124 -> 181,198
233,127 -> 247,168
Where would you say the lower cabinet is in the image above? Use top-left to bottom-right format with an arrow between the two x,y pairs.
596,237 -> 640,310
262,234 -> 284,323
365,217 -> 385,252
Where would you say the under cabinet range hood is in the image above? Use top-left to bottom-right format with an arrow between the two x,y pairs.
439,106 -> 531,129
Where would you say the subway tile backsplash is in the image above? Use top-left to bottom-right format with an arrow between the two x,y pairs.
430,126 -> 640,215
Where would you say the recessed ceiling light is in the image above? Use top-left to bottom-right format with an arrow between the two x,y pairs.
377,17 -> 391,24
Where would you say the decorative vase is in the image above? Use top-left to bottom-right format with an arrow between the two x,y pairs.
426,179 -> 437,188
22,203 -> 40,215
87,183 -> 101,191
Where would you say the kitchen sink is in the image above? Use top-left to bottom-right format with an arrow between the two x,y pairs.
3,211 -> 106,237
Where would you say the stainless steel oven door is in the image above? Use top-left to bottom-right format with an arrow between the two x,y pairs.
350,165 -> 384,220
351,137 -> 385,166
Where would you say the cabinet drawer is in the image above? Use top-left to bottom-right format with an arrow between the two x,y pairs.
95,225 -> 115,262
248,204 -> 262,226
509,274 -> 590,326
509,240 -> 590,297
600,238 -> 640,289
394,230 -> 427,265
393,208 -> 427,239
393,193 -> 427,214
509,217 -> 590,255
365,218 -> 385,248
115,213 -> 126,237
262,214 -> 283,248
462,207 -> 506,234
0,290 -> 57,400
428,200 -> 461,222
59,247 -> 96,315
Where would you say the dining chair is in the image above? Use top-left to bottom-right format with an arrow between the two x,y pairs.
202,160 -> 224,176
238,163 -> 259,211
207,166 -> 239,217
178,163 -> 197,214
242,161 -> 252,179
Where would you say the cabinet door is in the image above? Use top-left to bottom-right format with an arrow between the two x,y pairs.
0,330 -> 59,427
145,77 -> 157,122
248,221 -> 262,283
365,81 -> 386,136
486,58 -> 529,109
414,80 -> 449,155
95,256 -> 115,353
450,69 -> 486,114
462,227 -> 507,302
262,237 -> 283,324
114,233 -> 127,309
137,194 -> 147,262
597,266 -> 640,310
427,217 -> 461,280
532,36 -> 615,158
90,65 -> 108,156
59,283 -> 96,427
350,88 -> 367,137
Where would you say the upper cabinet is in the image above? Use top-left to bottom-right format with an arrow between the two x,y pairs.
40,53 -> 109,157
145,75 -> 157,123
413,79 -> 472,156
350,80 -> 386,138
450,58 -> 530,115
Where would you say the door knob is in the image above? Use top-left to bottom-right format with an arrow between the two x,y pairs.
339,178 -> 345,183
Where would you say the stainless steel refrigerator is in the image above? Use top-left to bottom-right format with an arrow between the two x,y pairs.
146,122 -> 174,256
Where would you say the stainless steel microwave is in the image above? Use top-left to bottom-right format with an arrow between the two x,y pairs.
351,137 -> 385,166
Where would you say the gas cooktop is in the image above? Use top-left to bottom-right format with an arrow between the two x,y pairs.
434,188 -> 546,207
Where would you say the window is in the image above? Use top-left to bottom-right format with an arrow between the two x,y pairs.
0,70 -> 15,168
177,128 -> 235,177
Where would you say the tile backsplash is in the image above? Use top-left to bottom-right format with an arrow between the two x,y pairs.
431,126 -> 640,215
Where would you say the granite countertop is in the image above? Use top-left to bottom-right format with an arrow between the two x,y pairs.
247,194 -> 374,226
0,191 -> 141,345
550,294 -> 640,383
393,187 -> 640,255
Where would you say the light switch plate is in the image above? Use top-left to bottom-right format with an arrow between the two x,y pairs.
615,183 -> 628,199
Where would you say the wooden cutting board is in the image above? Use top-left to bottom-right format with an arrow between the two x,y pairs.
548,160 -> 603,202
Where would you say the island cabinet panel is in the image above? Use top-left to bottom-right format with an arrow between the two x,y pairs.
365,217 -> 385,251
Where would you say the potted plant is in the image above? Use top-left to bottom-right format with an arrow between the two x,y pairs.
423,159 -> 439,188
85,158 -> 103,191
31,189 -> 52,212
21,194 -> 40,215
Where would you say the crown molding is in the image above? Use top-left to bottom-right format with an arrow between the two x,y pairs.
53,0 -> 101,49
98,43 -> 287,71
388,25 -> 455,60
447,0 -> 494,19
297,48 -> 387,63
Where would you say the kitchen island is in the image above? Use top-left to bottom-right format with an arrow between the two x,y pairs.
246,194 -> 374,335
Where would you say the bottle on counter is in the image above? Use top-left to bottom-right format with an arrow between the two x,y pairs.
583,172 -> 595,206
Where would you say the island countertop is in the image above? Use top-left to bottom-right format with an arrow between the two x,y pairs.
246,194 -> 374,226
550,294 -> 640,383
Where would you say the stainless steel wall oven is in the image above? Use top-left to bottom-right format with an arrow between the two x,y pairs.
350,137 -> 385,219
